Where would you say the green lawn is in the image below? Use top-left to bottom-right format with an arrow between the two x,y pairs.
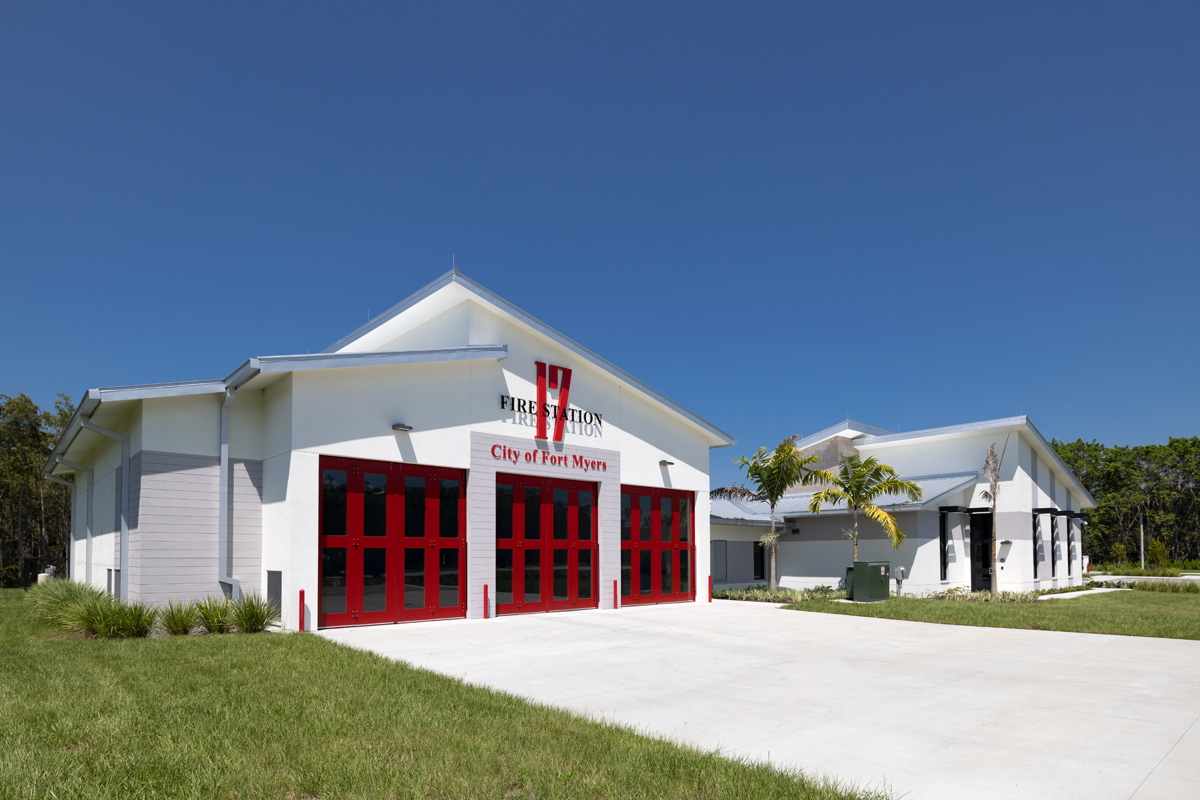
787,590 -> 1200,640
0,589 -> 883,800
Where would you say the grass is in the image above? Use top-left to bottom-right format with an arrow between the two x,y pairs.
787,590 -> 1200,640
0,589 -> 885,800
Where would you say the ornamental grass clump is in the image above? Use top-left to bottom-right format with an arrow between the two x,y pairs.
26,578 -> 108,631
195,595 -> 233,634
925,586 -> 1039,603
713,584 -> 844,603
230,593 -> 280,633
160,600 -> 198,636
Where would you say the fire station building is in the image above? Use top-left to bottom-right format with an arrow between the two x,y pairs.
44,271 -> 735,629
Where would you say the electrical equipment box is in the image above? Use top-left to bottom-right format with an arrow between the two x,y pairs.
852,561 -> 890,602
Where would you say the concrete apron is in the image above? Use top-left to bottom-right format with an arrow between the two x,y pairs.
320,600 -> 1200,800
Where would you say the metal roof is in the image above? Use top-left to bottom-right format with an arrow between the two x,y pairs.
710,472 -> 980,524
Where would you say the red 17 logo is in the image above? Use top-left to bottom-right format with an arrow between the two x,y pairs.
535,361 -> 572,443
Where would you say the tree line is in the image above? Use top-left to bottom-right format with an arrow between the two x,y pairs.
1052,437 -> 1200,563
1,393 -> 75,587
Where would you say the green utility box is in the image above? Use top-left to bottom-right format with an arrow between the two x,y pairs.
852,561 -> 890,602
845,566 -> 855,600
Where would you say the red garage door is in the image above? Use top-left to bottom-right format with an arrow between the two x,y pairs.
318,456 -> 466,628
494,473 -> 598,614
620,485 -> 694,605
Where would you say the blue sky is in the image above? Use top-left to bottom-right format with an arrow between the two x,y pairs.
2,2 -> 1197,489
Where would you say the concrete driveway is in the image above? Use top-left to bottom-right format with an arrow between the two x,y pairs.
321,601 -> 1200,800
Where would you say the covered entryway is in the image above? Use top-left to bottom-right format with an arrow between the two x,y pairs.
969,511 -> 993,592
494,473 -> 598,614
620,485 -> 695,605
318,456 -> 466,628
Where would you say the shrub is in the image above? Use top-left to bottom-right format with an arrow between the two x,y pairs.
26,579 -> 109,631
713,584 -> 844,603
230,593 -> 281,633
195,596 -> 233,634
111,601 -> 158,638
1110,542 -> 1127,564
160,601 -> 198,636
1147,539 -> 1169,566
921,586 -> 1040,603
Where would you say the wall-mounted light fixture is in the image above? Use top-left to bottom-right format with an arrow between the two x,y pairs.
659,460 -> 674,467
391,423 -> 414,432
1000,539 -> 1013,546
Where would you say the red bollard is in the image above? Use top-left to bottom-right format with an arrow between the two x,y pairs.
299,589 -> 305,632
708,575 -> 713,602
613,579 -> 618,609
484,584 -> 489,619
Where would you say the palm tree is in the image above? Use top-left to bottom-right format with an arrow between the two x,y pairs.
807,454 -> 924,561
711,435 -> 822,590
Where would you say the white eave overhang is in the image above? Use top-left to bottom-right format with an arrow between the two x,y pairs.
225,345 -> 510,390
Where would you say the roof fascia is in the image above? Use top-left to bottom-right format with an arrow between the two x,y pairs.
709,516 -> 773,527
1024,418 -> 1098,509
324,270 -> 736,447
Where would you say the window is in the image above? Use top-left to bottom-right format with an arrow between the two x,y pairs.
1031,513 -> 1040,580
939,514 -> 948,581
1067,525 -> 1074,576
1050,516 -> 1058,578
753,542 -> 765,581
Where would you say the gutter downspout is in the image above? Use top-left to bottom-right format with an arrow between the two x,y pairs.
80,418 -> 130,601
56,457 -> 93,585
218,388 -> 241,599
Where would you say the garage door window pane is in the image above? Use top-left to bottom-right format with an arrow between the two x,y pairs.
578,550 -> 592,599
679,550 -> 690,594
405,477 -> 425,537
679,498 -> 691,542
524,549 -> 541,603
639,496 -> 651,542
364,473 -> 387,537
497,484 -> 514,539
621,550 -> 631,597
524,487 -> 541,540
404,548 -> 425,609
321,548 -> 346,614
621,494 -> 632,541
661,497 -> 673,542
439,549 -> 459,607
553,489 -> 568,540
553,549 -> 568,601
322,470 -> 347,537
578,491 -> 593,540
639,550 -> 652,593
440,480 -> 459,538
363,548 -> 386,612
661,546 -> 674,594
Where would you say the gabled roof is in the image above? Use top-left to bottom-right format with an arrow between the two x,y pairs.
710,472 -> 980,525
321,270 -> 736,448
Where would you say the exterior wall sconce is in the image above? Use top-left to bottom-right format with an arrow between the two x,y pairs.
659,460 -> 674,466
1000,540 -> 1013,545
391,423 -> 414,432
